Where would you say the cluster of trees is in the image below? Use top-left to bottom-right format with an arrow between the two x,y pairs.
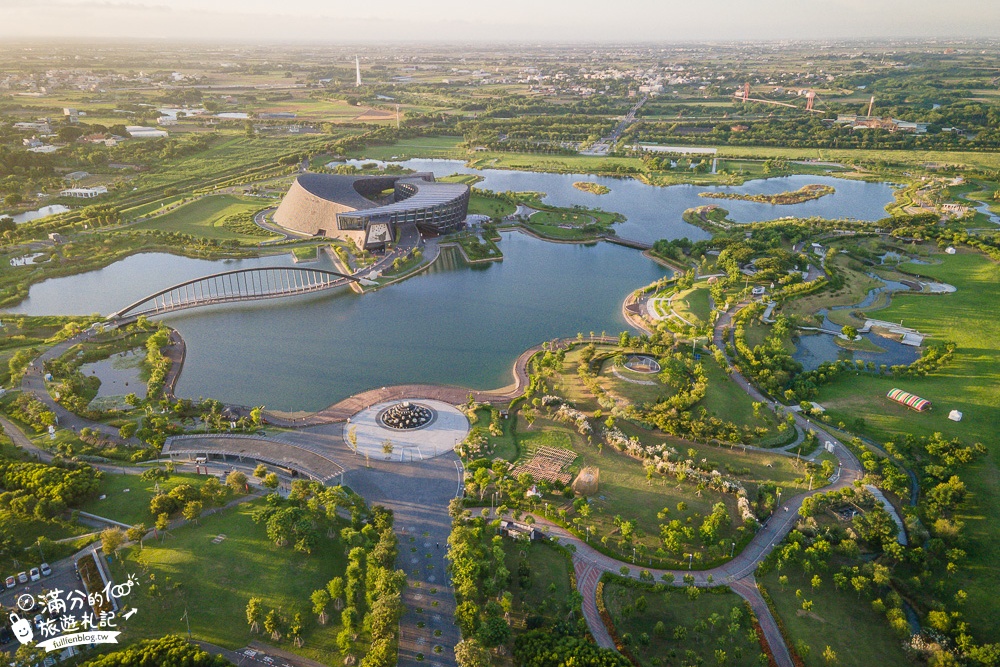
6,393 -> 56,432
0,456 -> 100,508
333,505 -> 403,667
731,307 -> 801,399
57,634 -> 230,667
247,489 -> 401,665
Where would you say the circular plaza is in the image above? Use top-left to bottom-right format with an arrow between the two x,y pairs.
345,399 -> 470,461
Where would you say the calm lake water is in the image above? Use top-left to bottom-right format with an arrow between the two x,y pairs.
8,234 -> 669,411
5,163 -> 898,411
338,159 -> 897,245
10,205 -> 71,224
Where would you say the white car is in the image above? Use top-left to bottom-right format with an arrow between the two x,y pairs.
16,572 -> 27,584
29,567 -> 40,582
4,576 -> 14,589
39,563 -> 51,577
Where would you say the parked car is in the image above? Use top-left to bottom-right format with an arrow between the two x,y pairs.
39,563 -> 51,577
16,572 -> 27,584
29,567 -> 40,582
4,575 -> 14,589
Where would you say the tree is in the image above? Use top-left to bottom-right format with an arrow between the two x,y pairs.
290,613 -> 303,647
311,589 -> 330,624
455,638 -> 491,667
246,597 -> 264,633
328,576 -> 345,609
182,500 -> 203,524
264,608 -> 284,640
101,527 -> 125,556
263,472 -> 280,490
382,439 -> 394,457
841,325 -> 858,340
226,470 -> 248,491
126,523 -> 147,548
823,646 -> 838,664
254,464 -> 268,479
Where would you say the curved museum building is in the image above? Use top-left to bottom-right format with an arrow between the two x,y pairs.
273,172 -> 470,250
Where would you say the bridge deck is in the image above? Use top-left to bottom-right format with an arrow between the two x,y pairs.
164,434 -> 345,484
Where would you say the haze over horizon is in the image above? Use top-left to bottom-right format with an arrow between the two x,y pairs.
1,0 -> 998,43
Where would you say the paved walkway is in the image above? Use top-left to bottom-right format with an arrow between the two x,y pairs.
345,399 -> 470,460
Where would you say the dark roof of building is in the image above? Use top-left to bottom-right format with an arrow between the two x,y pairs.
295,172 -> 468,217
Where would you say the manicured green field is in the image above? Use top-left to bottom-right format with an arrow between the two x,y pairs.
131,195 -> 276,242
79,470 -> 217,526
501,540 -> 575,627
760,569 -> 909,667
602,578 -> 765,667
109,499 -> 349,664
815,249 -> 1000,639
350,136 -> 467,160
467,193 -> 515,218
671,284 -> 713,326
530,209 -> 594,226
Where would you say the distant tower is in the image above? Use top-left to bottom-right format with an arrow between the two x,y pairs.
355,56 -> 361,87
805,90 -> 816,111
742,82 -> 750,102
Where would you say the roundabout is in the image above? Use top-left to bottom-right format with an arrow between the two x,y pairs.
345,399 -> 470,461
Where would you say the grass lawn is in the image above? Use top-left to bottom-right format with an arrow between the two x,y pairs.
350,136 -> 467,160
0,511 -> 94,571
597,357 -> 673,406
109,498 -> 349,664
530,209 -> 594,226
79,471 -> 217,526
467,193 -> 515,218
522,222 -> 601,241
131,195 -> 277,242
602,578 -> 765,667
814,248 -> 1000,640
501,540 -> 575,629
699,356 -> 779,437
515,416 -> 743,567
760,569 -> 909,667
671,284 -> 713,326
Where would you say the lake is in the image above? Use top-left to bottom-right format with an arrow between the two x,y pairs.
334,158 -> 897,245
8,234 -> 669,411
5,162 -> 899,411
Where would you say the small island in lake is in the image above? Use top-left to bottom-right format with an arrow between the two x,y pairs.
573,181 -> 611,195
699,183 -> 835,204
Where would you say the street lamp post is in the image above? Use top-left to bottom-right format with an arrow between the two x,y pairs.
730,542 -> 736,558
688,553 -> 693,570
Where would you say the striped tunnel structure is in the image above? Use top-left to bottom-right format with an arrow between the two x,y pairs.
110,266 -> 360,320
887,388 -> 931,412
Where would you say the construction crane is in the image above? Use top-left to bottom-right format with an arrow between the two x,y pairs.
735,83 -> 824,114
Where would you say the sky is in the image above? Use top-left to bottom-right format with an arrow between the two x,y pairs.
0,0 -> 997,42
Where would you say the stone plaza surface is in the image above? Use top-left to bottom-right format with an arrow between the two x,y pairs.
344,399 -> 470,461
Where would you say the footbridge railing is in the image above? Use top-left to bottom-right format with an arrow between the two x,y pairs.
111,266 -> 360,320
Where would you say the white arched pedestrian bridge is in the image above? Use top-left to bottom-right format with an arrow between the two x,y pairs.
110,266 -> 361,320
